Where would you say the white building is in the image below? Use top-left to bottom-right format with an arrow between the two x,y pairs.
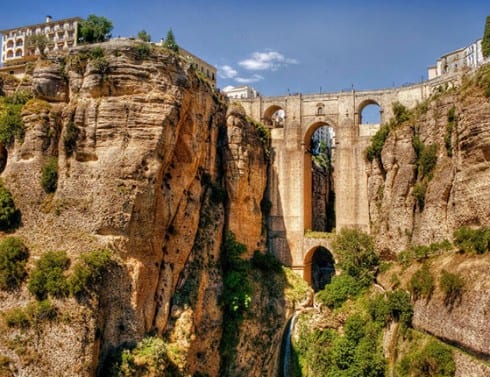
428,39 -> 485,80
222,85 -> 259,99
1,16 -> 82,65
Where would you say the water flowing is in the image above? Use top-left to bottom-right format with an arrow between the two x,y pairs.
281,313 -> 298,377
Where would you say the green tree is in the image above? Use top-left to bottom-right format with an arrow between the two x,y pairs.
26,34 -> 49,57
0,237 -> 29,290
482,16 -> 490,58
137,30 -> 151,42
333,228 -> 379,285
40,157 -> 58,193
0,183 -> 19,230
78,14 -> 113,43
163,29 -> 179,52
28,250 -> 69,300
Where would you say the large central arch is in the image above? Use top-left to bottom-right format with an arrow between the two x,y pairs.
303,121 -> 336,232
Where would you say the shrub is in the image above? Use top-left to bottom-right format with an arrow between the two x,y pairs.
333,228 -> 379,285
445,106 -> 457,157
135,43 -> 151,60
64,121 -> 79,156
412,181 -> 427,210
28,250 -> 69,300
0,183 -> 19,231
316,273 -> 364,308
453,226 -> 490,254
219,232 -> 251,368
40,157 -> 58,193
2,300 -> 57,329
0,237 -> 29,290
92,56 -> 110,74
483,16 -> 490,58
417,143 -> 438,179
408,264 -> 434,300
68,249 -> 112,297
439,270 -> 464,307
387,289 -> 413,328
366,124 -> 390,162
368,293 -> 391,325
392,102 -> 412,125
0,102 -> 24,146
397,339 -> 455,377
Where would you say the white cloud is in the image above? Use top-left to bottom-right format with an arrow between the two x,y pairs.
222,85 -> 235,92
238,51 -> 298,71
235,74 -> 264,84
218,65 -> 238,79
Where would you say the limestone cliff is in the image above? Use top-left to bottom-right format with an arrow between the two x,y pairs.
0,40 -> 288,377
368,78 -> 490,252
367,68 -> 490,375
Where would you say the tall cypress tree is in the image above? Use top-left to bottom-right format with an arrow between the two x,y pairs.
483,16 -> 490,58
163,29 -> 179,53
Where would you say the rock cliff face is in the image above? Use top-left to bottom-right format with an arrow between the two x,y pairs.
0,40 -> 286,377
368,73 -> 490,375
368,88 -> 490,252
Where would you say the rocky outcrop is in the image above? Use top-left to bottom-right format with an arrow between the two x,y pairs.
368,89 -> 490,252
224,104 -> 268,255
0,40 -> 284,377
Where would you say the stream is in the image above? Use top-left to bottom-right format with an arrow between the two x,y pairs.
280,313 -> 299,377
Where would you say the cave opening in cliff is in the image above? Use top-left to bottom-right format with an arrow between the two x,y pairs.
304,246 -> 336,291
304,123 -> 335,232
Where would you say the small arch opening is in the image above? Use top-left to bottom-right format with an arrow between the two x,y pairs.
264,105 -> 285,127
359,101 -> 381,125
304,246 -> 336,292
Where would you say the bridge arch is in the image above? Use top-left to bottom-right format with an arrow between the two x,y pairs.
358,99 -> 383,125
303,245 -> 336,291
263,105 -> 285,127
304,121 -> 336,232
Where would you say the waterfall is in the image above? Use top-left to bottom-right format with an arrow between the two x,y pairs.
281,313 -> 298,377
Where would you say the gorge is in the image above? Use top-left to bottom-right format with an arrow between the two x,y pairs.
0,38 -> 489,376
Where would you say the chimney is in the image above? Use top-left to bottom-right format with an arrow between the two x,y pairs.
46,15 -> 52,23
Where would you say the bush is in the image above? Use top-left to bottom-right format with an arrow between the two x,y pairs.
0,237 -> 29,290
412,181 -> 427,210
135,43 -> 151,60
387,289 -> 413,328
28,250 -> 69,300
439,270 -> 464,307
333,228 -> 379,284
453,226 -> 490,254
316,274 -> 364,308
366,124 -> 390,162
0,102 -> 24,146
0,183 -> 19,231
68,249 -> 112,297
64,121 -> 79,156
397,339 -> 455,377
40,157 -> 58,193
417,143 -> 438,179
219,232 -> 251,368
393,102 -> 412,125
408,264 -> 434,300
3,300 -> 57,329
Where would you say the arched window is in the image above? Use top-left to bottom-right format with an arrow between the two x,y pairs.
359,101 -> 382,125
316,103 -> 325,115
15,49 -> 23,57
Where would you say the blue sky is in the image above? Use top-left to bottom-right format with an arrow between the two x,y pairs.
1,1 -> 489,96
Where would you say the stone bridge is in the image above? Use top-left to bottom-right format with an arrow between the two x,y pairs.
237,75 -> 459,287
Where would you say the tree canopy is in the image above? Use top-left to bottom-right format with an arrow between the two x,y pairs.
163,29 -> 179,52
483,15 -> 490,58
137,30 -> 151,42
78,14 -> 113,43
